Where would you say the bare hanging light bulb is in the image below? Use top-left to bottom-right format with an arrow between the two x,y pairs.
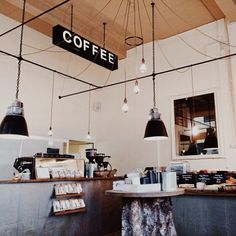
122,98 -> 129,113
48,127 -> 53,136
139,57 -> 147,73
133,80 -> 140,94
122,69 -> 129,113
86,131 -> 91,140
139,42 -> 147,73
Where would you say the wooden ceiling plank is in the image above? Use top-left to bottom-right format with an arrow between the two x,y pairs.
201,0 -> 225,20
215,0 -> 236,22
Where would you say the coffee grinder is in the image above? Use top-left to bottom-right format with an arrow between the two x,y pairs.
85,148 -> 97,177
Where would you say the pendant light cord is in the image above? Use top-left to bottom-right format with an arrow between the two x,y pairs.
191,66 -> 195,122
88,86 -> 91,133
103,22 -> 106,48
151,2 -> 156,108
16,0 -> 26,100
49,73 -> 55,130
70,4 -> 73,32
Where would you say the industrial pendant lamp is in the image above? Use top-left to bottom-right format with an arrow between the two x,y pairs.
0,0 -> 29,137
144,2 -> 168,141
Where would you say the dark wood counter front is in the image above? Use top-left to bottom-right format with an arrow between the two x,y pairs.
0,178 -> 122,236
184,188 -> 236,197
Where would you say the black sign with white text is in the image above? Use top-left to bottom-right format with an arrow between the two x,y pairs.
52,25 -> 118,71
197,174 -> 213,185
177,174 -> 196,185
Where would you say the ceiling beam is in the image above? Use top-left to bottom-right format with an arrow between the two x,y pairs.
200,0 -> 225,20
214,0 -> 236,22
0,0 -> 52,37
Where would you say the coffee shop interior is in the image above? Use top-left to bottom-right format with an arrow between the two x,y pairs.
1,0 -> 236,235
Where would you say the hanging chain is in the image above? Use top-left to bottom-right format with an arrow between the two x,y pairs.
49,72 -> 55,130
16,0 -> 26,100
151,2 -> 156,107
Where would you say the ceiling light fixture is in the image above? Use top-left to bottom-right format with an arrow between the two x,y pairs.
144,2 -> 168,141
139,44 -> 147,73
122,71 -> 129,113
133,80 -> 140,94
0,0 -> 29,138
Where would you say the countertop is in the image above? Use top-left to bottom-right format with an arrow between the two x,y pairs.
106,189 -> 184,198
0,176 -> 122,184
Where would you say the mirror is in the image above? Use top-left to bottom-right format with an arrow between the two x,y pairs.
173,92 -> 219,158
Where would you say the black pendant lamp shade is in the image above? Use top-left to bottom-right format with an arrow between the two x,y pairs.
0,100 -> 29,136
204,128 -> 218,149
144,107 -> 168,140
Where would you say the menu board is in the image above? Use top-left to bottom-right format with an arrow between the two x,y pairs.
211,173 -> 225,184
196,174 -> 212,185
177,174 -> 196,185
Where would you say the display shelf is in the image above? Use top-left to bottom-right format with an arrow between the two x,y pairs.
55,192 -> 85,199
54,207 -> 86,216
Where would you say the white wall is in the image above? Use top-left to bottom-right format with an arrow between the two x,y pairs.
1,14 -> 236,178
94,19 -> 236,174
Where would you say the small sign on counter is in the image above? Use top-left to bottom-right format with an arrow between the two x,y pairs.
197,174 -> 212,185
212,173 -> 226,184
177,174 -> 196,185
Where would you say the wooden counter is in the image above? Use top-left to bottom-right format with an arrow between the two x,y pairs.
0,178 -> 122,236
0,176 -> 121,184
184,188 -> 236,197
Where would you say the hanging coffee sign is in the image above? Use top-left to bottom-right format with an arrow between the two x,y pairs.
52,25 -> 118,71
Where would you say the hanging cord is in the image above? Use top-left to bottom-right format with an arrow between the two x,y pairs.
137,0 -> 145,58
190,66 -> 195,128
103,22 -> 106,48
124,66 -> 127,99
49,72 -> 55,131
16,0 -> 26,100
151,2 -> 156,108
134,0 -> 137,45
154,5 -> 214,59
153,76 -> 156,107
103,0 -> 129,86
88,85 -> 91,134
151,2 -> 155,75
70,4 -> 73,32
159,0 -> 236,49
